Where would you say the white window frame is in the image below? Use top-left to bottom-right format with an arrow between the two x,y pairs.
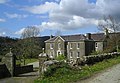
50,43 -> 53,49
77,52 -> 80,58
70,52 -> 73,58
70,43 -> 72,49
50,51 -> 54,58
77,43 -> 80,49
95,42 -> 98,48
58,43 -> 61,49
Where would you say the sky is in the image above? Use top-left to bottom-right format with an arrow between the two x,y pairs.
0,0 -> 120,38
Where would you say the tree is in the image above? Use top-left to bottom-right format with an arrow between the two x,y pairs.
20,26 -> 41,65
98,15 -> 120,32
98,15 -> 120,52
21,26 -> 40,39
55,30 -> 62,36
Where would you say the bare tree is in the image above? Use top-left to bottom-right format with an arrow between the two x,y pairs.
21,26 -> 40,39
98,15 -> 120,52
20,26 -> 40,65
98,15 -> 120,32
55,30 -> 62,36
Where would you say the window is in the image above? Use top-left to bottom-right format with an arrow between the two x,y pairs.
50,43 -> 53,49
70,43 -> 72,49
70,52 -> 73,58
77,52 -> 80,58
95,43 -> 98,48
58,43 -> 61,49
50,52 -> 54,58
77,43 -> 80,49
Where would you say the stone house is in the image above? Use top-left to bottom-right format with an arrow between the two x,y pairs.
45,33 -> 107,60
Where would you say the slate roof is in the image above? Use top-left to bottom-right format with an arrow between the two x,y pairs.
45,33 -> 108,42
45,34 -> 86,42
91,33 -> 105,41
91,32 -> 120,41
45,36 -> 57,42
61,34 -> 86,41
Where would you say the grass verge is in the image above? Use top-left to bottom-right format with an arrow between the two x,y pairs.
34,56 -> 120,83
16,58 -> 38,65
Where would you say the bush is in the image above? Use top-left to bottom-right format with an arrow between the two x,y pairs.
90,50 -> 101,55
43,62 -> 72,78
55,54 -> 66,61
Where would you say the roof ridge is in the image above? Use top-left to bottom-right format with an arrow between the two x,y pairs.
61,34 -> 84,37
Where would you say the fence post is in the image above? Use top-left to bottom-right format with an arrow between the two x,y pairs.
38,53 -> 48,78
2,48 -> 16,76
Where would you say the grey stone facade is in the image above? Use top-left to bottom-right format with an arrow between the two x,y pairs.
45,33 -> 107,60
45,36 -> 66,58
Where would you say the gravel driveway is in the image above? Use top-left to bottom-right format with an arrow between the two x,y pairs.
0,61 -> 39,83
27,61 -> 39,68
0,71 -> 39,83
76,63 -> 120,83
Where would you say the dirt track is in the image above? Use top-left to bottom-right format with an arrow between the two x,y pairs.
76,64 -> 120,83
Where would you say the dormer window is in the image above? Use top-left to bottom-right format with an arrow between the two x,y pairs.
50,43 -> 53,49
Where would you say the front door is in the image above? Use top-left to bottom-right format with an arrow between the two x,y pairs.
57,50 -> 62,57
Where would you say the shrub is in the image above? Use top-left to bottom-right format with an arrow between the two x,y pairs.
55,54 -> 66,61
90,50 -> 101,55
43,62 -> 72,78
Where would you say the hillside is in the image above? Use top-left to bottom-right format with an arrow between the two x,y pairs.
0,36 -> 50,58
0,36 -> 18,56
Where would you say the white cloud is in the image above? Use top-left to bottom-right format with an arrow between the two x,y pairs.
37,15 -> 48,19
22,0 -> 120,31
15,26 -> 42,36
0,0 -> 9,4
22,2 -> 59,14
0,32 -> 6,36
15,28 -> 25,35
40,15 -> 98,30
5,13 -> 28,19
0,18 -> 6,22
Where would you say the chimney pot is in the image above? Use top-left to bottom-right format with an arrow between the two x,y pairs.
86,33 -> 91,40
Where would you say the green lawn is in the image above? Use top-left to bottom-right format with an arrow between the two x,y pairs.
34,56 -> 120,83
16,58 -> 38,65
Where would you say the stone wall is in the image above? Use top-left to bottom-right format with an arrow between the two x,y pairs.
15,65 -> 33,76
1,50 -> 34,78
0,63 -> 11,79
2,52 -> 15,76
85,52 -> 120,65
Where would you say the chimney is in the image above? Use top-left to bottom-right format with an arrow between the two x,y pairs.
104,28 -> 109,39
86,33 -> 91,40
104,28 -> 108,35
50,35 -> 53,39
